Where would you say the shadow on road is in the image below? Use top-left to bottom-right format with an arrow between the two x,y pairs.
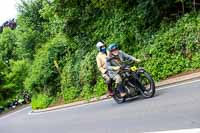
117,90 -> 161,105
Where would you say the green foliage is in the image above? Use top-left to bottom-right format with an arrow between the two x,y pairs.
93,78 -> 107,97
62,86 -> 79,103
5,60 -> 30,91
15,28 -> 42,59
191,53 -> 200,68
79,50 -> 98,86
61,58 -> 76,88
31,93 -> 53,109
16,0 -> 53,60
0,60 -> 7,85
24,34 -> 75,95
80,84 -> 93,101
0,28 -> 17,64
17,0 -> 47,33
138,13 -> 200,81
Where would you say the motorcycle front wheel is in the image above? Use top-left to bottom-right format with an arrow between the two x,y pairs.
137,70 -> 155,98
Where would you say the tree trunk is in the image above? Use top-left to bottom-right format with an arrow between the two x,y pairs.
193,0 -> 196,11
181,0 -> 185,14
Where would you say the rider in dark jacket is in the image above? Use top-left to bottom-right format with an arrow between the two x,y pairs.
106,43 -> 140,97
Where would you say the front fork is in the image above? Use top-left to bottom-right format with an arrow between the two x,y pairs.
130,68 -> 146,92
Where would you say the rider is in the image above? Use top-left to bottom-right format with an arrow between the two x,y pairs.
106,43 -> 141,97
96,41 -> 113,96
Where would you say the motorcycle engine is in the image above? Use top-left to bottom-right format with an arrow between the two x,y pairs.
125,82 -> 137,96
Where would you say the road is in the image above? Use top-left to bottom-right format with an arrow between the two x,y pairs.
1,80 -> 200,133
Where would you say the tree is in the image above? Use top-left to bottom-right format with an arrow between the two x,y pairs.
0,28 -> 17,65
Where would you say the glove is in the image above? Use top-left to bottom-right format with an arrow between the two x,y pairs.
112,66 -> 120,71
135,59 -> 141,63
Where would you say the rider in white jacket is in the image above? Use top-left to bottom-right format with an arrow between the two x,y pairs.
96,41 -> 113,96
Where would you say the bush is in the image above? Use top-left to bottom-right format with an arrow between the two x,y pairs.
79,50 -> 98,87
5,60 -> 30,91
137,13 -> 200,81
0,28 -> 17,64
31,94 -> 52,109
61,56 -> 81,91
93,77 -> 107,98
24,34 -> 76,95
80,84 -> 93,101
62,86 -> 79,103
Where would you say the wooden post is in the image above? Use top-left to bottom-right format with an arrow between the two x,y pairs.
54,60 -> 61,75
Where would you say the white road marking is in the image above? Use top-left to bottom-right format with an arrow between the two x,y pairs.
145,128 -> 200,133
0,106 -> 31,120
157,79 -> 200,90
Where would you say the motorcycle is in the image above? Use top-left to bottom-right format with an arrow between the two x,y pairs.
111,61 -> 155,104
7,101 -> 16,109
0,106 -> 4,113
22,91 -> 31,104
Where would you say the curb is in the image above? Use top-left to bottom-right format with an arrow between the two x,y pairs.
31,95 -> 110,113
31,71 -> 200,114
156,71 -> 200,87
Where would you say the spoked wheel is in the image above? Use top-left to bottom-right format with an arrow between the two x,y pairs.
137,70 -> 155,98
113,89 -> 126,104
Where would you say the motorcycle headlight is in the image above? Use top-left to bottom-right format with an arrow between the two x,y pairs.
131,66 -> 137,71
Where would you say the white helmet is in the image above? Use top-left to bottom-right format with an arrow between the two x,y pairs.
96,42 -> 104,51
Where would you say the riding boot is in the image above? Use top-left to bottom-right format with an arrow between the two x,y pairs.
107,83 -> 113,96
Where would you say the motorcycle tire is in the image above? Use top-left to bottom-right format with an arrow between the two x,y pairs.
113,89 -> 126,104
137,70 -> 155,98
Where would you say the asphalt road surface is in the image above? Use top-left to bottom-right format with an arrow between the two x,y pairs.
1,80 -> 200,133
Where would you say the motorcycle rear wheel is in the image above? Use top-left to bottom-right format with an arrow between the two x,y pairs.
113,89 -> 126,104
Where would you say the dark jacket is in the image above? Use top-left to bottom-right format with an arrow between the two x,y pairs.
106,50 -> 137,78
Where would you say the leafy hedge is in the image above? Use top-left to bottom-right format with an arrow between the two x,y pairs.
24,34 -> 76,95
25,12 -> 200,109
31,93 -> 52,109
138,13 -> 200,81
